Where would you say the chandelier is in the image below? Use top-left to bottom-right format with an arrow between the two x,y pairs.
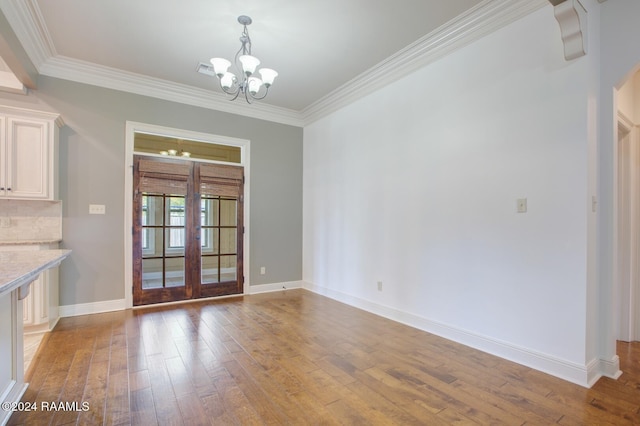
210,15 -> 278,103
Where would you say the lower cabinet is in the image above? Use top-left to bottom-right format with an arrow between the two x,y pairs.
0,243 -> 60,333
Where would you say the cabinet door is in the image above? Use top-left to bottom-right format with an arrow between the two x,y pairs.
0,116 -> 6,196
5,117 -> 50,199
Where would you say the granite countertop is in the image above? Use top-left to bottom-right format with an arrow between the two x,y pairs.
0,249 -> 71,298
0,239 -> 62,246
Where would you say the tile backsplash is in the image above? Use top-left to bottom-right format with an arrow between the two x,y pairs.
0,199 -> 62,242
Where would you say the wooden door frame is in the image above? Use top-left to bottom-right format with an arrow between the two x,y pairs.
124,121 -> 251,309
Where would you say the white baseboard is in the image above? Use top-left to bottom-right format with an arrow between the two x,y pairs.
247,280 -> 303,295
302,281 -> 597,388
591,354 -> 622,386
59,298 -> 126,318
0,381 -> 27,426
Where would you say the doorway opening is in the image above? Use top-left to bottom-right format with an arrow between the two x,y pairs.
615,70 -> 640,343
124,122 -> 250,308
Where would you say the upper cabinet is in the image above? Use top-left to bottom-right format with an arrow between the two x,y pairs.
0,106 -> 63,200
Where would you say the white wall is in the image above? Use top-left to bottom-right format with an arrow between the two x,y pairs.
304,5 -> 595,385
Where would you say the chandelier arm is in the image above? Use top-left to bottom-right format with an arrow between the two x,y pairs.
244,90 -> 253,104
230,89 -> 242,102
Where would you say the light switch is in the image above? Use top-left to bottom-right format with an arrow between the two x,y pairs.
89,204 -> 106,215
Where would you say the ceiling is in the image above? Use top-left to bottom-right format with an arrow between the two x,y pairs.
0,0 -> 549,125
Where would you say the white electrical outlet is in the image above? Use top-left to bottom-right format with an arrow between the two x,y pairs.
89,204 -> 106,215
517,198 -> 527,213
260,266 -> 266,275
0,217 -> 10,228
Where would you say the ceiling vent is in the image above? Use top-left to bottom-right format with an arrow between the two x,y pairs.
196,62 -> 215,76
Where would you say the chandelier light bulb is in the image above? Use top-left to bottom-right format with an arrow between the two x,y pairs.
210,58 -> 231,77
248,77 -> 263,95
239,55 -> 260,76
220,72 -> 236,89
259,68 -> 278,87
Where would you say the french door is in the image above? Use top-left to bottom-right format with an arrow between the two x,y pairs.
132,155 -> 244,306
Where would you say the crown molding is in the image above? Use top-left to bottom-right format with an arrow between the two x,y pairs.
39,56 -> 304,127
300,0 -> 549,124
1,0 -> 548,128
0,0 -> 55,68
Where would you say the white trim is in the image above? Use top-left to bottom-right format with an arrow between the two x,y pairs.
59,298 -> 126,318
590,355 -> 622,386
124,121 -> 251,309
303,282 -> 599,388
0,0 -> 55,69
614,111 -> 639,342
0,382 -> 27,426
247,281 -> 304,295
1,0 -> 548,127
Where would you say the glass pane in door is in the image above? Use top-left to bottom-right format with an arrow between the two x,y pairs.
201,195 -> 238,285
140,193 -> 186,290
220,255 -> 237,282
165,257 -> 185,287
220,199 -> 237,226
142,258 -> 162,289
201,256 -> 219,284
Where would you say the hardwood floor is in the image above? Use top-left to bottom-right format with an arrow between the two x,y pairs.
7,289 -> 640,425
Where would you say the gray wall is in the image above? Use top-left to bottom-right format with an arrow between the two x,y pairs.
28,76 -> 302,305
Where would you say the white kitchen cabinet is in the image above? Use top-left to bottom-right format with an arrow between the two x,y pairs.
0,249 -> 70,426
0,243 -> 60,333
0,106 -> 62,200
21,264 -> 59,333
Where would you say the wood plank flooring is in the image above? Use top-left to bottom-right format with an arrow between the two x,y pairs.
7,289 -> 640,425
